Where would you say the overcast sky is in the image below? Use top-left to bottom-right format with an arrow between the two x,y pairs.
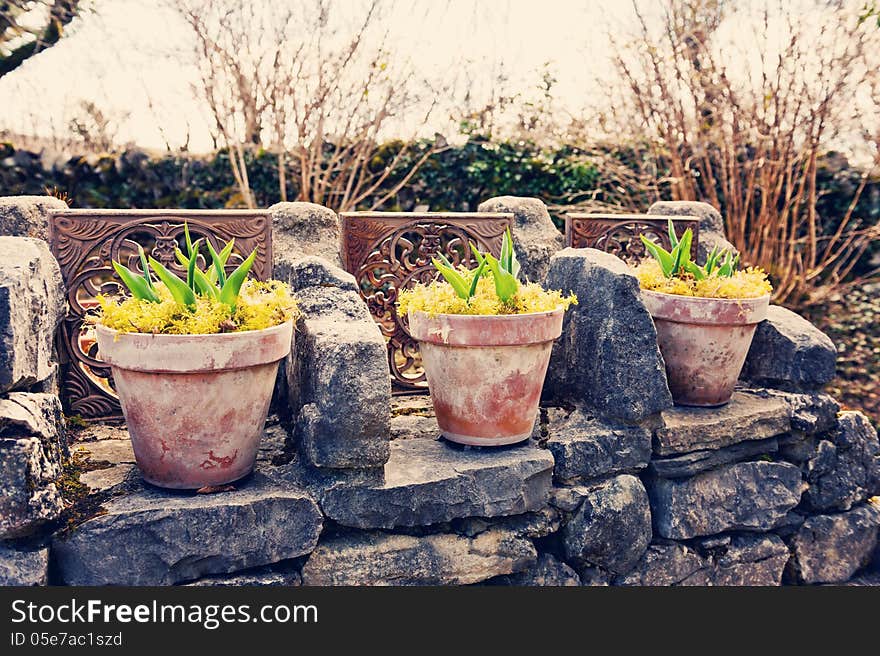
0,0 -> 647,152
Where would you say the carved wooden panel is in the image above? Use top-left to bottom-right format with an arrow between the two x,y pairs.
565,213 -> 700,264
48,210 -> 272,421
340,212 -> 513,392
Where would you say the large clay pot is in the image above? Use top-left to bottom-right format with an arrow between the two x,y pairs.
408,310 -> 563,446
95,320 -> 294,489
641,290 -> 769,407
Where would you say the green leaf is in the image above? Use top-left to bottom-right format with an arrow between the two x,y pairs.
192,267 -> 219,299
432,258 -> 471,299
218,238 -> 235,266
677,228 -> 693,271
184,223 -> 194,257
684,261 -> 706,280
500,229 -> 512,271
704,246 -> 719,275
137,245 -> 154,291
467,257 -> 488,297
149,257 -> 196,308
469,242 -> 485,266
206,240 -> 227,287
640,235 -> 675,277
175,248 -> 189,267
219,248 -> 257,308
112,261 -> 159,302
187,238 -> 202,291
484,253 -> 519,302
667,218 -> 679,248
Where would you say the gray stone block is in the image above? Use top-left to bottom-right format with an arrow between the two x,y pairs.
544,248 -> 672,422
0,237 -> 65,394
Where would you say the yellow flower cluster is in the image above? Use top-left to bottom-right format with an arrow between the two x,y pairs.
398,275 -> 577,317
95,279 -> 298,335
635,259 -> 773,299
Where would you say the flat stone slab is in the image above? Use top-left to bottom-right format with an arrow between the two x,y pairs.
53,471 -> 323,585
650,436 -> 779,478
653,392 -> 791,457
301,528 -> 536,585
319,438 -> 554,529
544,408 -> 651,482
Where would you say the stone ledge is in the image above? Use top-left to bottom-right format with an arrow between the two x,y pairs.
53,470 -> 323,586
543,408 -> 651,483
653,391 -> 791,457
301,527 -> 536,586
318,438 -> 554,529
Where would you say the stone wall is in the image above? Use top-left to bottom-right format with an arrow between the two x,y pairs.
1,195 -> 878,587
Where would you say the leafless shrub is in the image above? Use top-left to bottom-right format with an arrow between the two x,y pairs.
603,0 -> 880,306
171,0 -> 440,210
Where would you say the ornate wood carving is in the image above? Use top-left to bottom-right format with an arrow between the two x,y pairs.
48,210 -> 273,421
340,212 -> 513,392
565,213 -> 700,264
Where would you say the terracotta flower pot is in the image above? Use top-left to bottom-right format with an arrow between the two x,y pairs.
641,290 -> 770,407
408,310 -> 564,446
95,320 -> 294,489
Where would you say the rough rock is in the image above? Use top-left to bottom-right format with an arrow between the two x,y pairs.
286,265 -> 390,469
0,237 -> 65,393
187,563 -> 302,587
652,392 -> 790,457
647,200 -> 736,265
709,534 -> 790,586
452,507 -> 561,540
649,461 -> 804,539
273,255 -> 358,293
0,195 -> 68,240
615,543 -> 712,586
789,502 -> 880,584
270,201 -> 342,270
650,437 -> 779,478
561,474 -> 652,575
0,393 -> 65,538
478,196 -> 563,283
802,411 -> 880,512
742,305 -> 837,391
53,471 -> 323,585
0,544 -> 49,585
746,388 -> 840,435
544,408 -> 651,482
301,528 -> 536,586
617,534 -> 789,586
488,553 -> 580,586
544,248 -> 672,422
319,438 -> 553,529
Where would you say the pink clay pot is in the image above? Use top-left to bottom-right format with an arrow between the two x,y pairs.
408,310 -> 564,446
95,320 -> 294,489
641,290 -> 769,407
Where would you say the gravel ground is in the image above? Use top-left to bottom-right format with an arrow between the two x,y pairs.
807,282 -> 880,428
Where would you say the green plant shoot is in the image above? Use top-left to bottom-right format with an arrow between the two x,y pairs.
112,224 -> 258,311
641,219 -> 739,280
431,227 -> 520,303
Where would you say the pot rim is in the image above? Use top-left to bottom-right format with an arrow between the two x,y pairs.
639,288 -> 771,304
409,307 -> 565,321
95,318 -> 294,373
641,288 -> 770,325
94,317 -> 294,340
408,307 -> 565,346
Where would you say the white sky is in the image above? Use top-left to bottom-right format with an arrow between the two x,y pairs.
0,0 -> 873,156
0,0 -> 644,152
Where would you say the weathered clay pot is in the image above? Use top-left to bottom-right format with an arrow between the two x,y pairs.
408,310 -> 563,446
641,290 -> 770,407
95,320 -> 294,489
